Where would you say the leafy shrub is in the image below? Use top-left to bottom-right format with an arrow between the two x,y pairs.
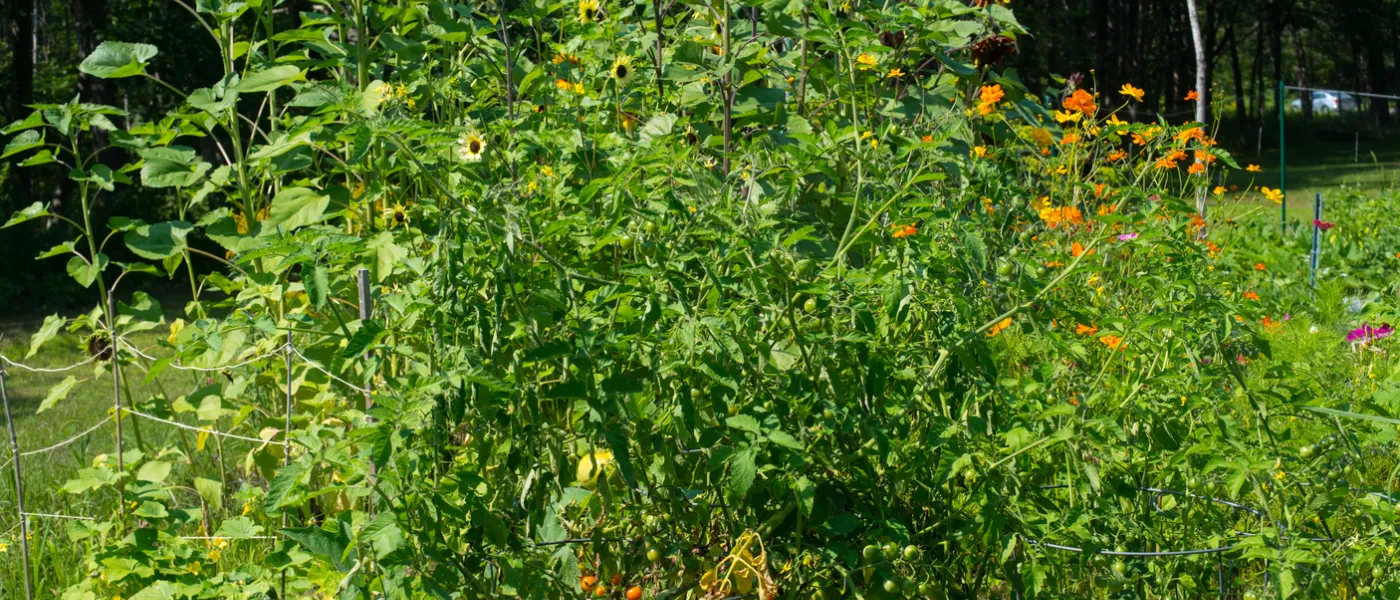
2,0 -> 1398,599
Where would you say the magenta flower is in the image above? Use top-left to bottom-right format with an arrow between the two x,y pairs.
1117,232 -> 1139,241
1313,219 -> 1335,231
1347,323 -> 1395,343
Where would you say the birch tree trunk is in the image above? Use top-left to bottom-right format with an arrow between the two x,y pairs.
1186,0 -> 1207,125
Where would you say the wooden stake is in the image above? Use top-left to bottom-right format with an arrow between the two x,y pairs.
280,331 -> 292,599
0,366 -> 34,600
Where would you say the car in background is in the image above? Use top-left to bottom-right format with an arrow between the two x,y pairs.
1289,90 -> 1359,112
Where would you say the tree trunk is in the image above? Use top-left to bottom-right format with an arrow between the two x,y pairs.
1270,1 -> 1283,122
1293,27 -> 1311,122
1186,0 -> 1207,215
1366,43 -> 1389,125
1228,21 -> 1247,122
1094,0 -> 1110,93
8,0 -> 35,208
1252,17 -> 1264,122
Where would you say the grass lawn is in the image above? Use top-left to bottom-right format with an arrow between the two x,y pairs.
0,320 -> 227,595
1222,119 -> 1400,214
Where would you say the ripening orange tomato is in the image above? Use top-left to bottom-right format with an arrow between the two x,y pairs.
626,586 -> 643,600
594,584 -> 608,597
610,574 -> 622,586
580,575 -> 597,591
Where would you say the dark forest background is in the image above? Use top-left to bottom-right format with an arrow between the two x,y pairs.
2,0 -> 1398,311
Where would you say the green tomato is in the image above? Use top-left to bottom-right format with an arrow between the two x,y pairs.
1374,567 -> 1385,580
647,548 -> 662,563
918,583 -> 931,596
1111,560 -> 1127,578
1300,445 -> 1314,459
1243,592 -> 1260,600
618,235 -> 634,249
997,262 -> 1013,276
1034,266 -> 1047,277
901,579 -> 917,595
811,590 -> 826,600
862,545 -> 880,562
1187,477 -> 1201,491
804,298 -> 818,313
902,545 -> 919,561
644,221 -> 658,235
883,543 -> 899,560
882,579 -> 899,594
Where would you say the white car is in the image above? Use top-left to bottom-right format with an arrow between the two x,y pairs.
1289,90 -> 1358,112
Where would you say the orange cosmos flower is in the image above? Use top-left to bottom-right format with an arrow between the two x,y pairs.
891,223 -> 917,238
1254,263 -> 1266,271
1106,149 -> 1128,162
1187,162 -> 1206,175
987,317 -> 1013,337
1156,156 -> 1180,170
1119,83 -> 1145,102
1076,323 -> 1099,335
1061,133 -> 1081,145
1064,89 -> 1098,115
980,84 -> 1005,104
921,134 -> 933,143
1093,182 -> 1108,198
1099,335 -> 1125,350
1260,187 -> 1284,204
1243,291 -> 1260,301
1184,90 -> 1200,101
1071,242 -> 1093,257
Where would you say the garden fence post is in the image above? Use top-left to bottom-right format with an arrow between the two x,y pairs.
280,330 -> 292,600
1257,126 -> 1263,156
357,268 -> 376,490
1355,132 -> 1359,163
1,365 -> 34,600
1278,80 -> 1287,237
1310,193 -> 1322,293
108,296 -> 127,523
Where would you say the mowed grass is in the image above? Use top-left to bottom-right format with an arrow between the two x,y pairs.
1222,118 -> 1400,213
0,320 -> 270,596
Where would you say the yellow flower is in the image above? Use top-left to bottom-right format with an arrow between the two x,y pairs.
1212,186 -> 1226,196
1099,335 -> 1125,350
209,548 -> 222,562
1119,83 -> 1145,102
578,0 -> 600,22
555,78 -> 573,92
572,81 -> 585,95
242,501 -> 252,516
971,145 -> 987,158
855,53 -> 878,69
887,67 -> 904,78
1246,164 -> 1262,172
0,542 -> 7,553
167,319 -> 185,345
610,55 -> 634,84
457,133 -> 486,163
1053,110 -> 1083,124
1260,187 -> 1284,204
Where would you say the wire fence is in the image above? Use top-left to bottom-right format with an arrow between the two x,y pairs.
0,270 -> 378,600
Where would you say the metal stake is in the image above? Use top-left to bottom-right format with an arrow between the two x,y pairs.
357,269 -> 376,490
280,331 -> 292,599
108,296 -> 126,522
1,366 -> 34,600
1310,193 -> 1323,293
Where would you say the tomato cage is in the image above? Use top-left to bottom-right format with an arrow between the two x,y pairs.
1014,481 -> 1399,597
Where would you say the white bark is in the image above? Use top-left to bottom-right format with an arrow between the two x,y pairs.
1186,0 -> 1208,125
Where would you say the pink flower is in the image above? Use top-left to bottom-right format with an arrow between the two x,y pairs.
1347,323 -> 1395,343
1313,219 -> 1335,231
1117,232 -> 1139,241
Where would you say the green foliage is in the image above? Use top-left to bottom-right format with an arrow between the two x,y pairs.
1,0 -> 1398,599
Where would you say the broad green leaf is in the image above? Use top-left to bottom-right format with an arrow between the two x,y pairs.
264,459 -> 310,513
638,113 -> 677,145
26,314 -> 65,358
1302,405 -> 1400,426
140,146 -> 211,188
728,446 -> 758,499
3,201 -> 50,228
194,477 -> 224,513
216,516 -> 264,539
367,231 -> 406,282
79,41 -> 158,79
136,460 -> 172,483
2,130 -> 42,159
37,376 -> 79,414
265,187 -> 329,232
124,220 -> 193,259
66,253 -> 110,287
133,501 -> 169,519
341,319 -> 385,359
725,415 -> 761,435
305,263 -> 330,310
234,65 -> 307,93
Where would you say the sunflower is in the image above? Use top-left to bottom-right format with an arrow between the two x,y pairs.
458,133 -> 486,162
578,0 -> 600,22
610,55 -> 634,84
386,202 -> 408,225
